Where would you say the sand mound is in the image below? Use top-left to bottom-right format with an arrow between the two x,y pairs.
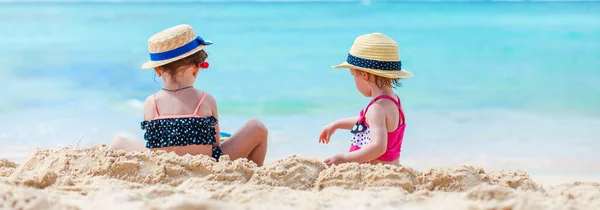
6,145 -> 545,193
418,165 -> 543,192
1,145 -> 598,210
418,166 -> 485,191
8,145 -> 256,189
202,155 -> 257,184
248,155 -> 326,190
485,170 -> 542,191
0,159 -> 17,177
314,163 -> 419,192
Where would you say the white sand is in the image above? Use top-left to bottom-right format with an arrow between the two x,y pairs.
0,145 -> 598,210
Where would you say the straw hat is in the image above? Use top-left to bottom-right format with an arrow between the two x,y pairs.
333,33 -> 413,79
141,24 -> 213,69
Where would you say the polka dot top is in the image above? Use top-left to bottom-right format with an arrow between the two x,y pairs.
350,120 -> 371,148
141,116 -> 218,149
140,92 -> 223,160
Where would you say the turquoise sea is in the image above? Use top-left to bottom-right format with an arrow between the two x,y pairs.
1,1 -> 599,176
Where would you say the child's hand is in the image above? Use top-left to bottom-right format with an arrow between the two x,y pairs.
324,153 -> 348,166
319,122 -> 338,144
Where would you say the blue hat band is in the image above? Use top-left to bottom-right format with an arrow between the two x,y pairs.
346,54 -> 402,71
149,36 -> 212,61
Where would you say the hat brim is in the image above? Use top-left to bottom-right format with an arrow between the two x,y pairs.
141,44 -> 209,69
332,61 -> 413,79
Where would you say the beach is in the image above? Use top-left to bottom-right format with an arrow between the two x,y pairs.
1,1 -> 600,209
2,1 -> 600,174
1,145 -> 599,210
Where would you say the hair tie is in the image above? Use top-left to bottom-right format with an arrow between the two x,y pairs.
200,62 -> 210,69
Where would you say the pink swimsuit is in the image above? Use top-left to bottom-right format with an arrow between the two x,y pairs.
349,95 -> 406,162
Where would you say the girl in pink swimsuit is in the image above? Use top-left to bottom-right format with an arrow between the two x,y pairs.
319,33 -> 414,166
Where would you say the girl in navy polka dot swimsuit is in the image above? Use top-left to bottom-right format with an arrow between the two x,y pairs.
110,24 -> 269,166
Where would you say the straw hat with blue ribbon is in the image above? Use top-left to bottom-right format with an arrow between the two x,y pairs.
141,24 -> 213,69
333,33 -> 413,79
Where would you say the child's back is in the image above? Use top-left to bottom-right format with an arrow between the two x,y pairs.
143,89 -> 218,157
144,89 -> 215,121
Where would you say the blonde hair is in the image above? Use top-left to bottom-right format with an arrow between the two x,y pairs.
356,69 -> 403,89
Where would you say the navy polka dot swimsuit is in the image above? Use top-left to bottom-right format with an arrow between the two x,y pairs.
141,92 -> 223,160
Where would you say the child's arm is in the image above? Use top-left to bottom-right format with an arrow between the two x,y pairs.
344,104 -> 387,162
326,104 -> 387,165
331,116 -> 360,130
319,116 -> 359,144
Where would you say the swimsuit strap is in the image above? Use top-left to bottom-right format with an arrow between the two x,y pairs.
153,93 -> 160,117
152,92 -> 206,119
364,95 -> 400,113
397,95 -> 405,124
192,92 -> 207,116
363,95 -> 405,124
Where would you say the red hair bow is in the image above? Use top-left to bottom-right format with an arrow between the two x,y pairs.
200,62 -> 210,69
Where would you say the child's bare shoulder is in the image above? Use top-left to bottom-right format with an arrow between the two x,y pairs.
143,93 -> 158,109
201,91 -> 214,100
373,98 -> 397,109
142,93 -> 159,120
371,99 -> 399,117
143,94 -> 154,103
199,91 -> 217,107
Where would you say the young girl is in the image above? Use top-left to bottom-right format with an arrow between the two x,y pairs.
111,24 -> 268,166
319,33 -> 413,166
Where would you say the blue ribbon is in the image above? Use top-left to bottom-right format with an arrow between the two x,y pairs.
149,36 -> 213,61
346,54 -> 401,71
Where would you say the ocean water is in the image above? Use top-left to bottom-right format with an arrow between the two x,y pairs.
1,1 -> 599,175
